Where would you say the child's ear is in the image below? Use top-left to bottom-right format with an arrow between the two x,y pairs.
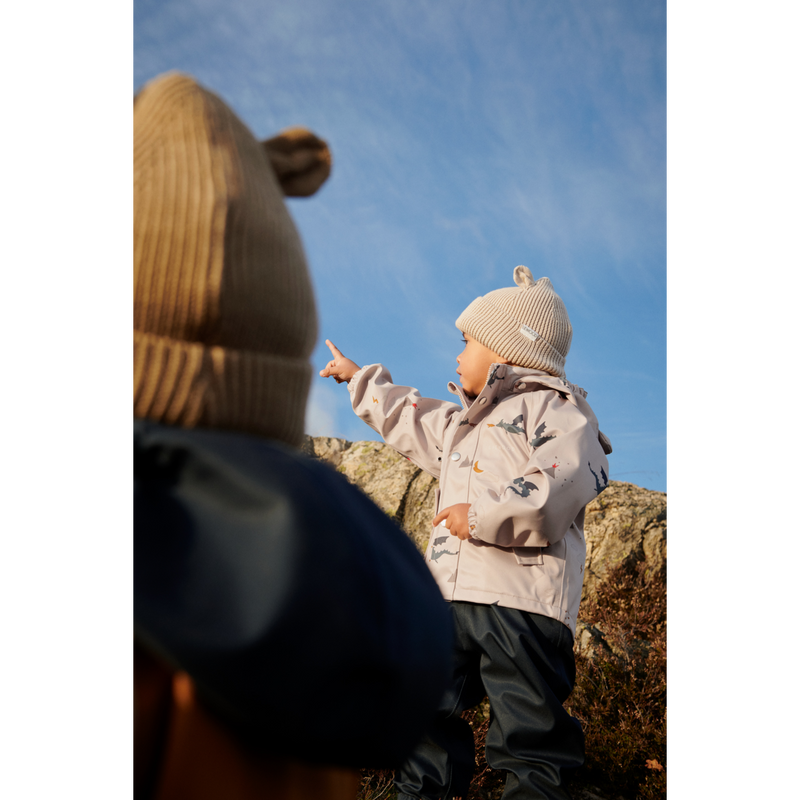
262,127 -> 332,197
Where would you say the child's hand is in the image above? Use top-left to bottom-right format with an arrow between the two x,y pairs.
320,339 -> 361,384
432,504 -> 473,540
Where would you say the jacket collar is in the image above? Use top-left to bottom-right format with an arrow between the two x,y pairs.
447,364 -> 587,410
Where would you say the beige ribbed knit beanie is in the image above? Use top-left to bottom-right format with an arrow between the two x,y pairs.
455,266 -> 572,379
134,72 -> 331,446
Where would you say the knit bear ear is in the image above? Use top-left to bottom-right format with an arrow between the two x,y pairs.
513,265 -> 535,287
262,127 -> 332,197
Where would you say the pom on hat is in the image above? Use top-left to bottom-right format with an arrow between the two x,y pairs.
513,265 -> 535,288
455,266 -> 572,379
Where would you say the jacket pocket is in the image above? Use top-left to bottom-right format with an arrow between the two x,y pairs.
512,546 -> 544,566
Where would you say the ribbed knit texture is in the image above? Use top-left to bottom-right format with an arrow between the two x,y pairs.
134,72 -> 317,446
455,266 -> 572,379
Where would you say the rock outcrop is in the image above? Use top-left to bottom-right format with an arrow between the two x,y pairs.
304,436 -> 439,553
303,436 -> 667,609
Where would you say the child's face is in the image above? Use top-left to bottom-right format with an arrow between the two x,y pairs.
456,333 -> 508,398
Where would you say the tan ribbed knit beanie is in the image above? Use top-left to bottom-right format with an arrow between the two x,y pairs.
455,266 -> 572,379
134,72 -> 331,446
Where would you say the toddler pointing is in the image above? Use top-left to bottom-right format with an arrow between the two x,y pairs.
322,265 -> 612,800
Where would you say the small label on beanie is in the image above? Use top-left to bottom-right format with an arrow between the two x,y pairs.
520,325 -> 540,343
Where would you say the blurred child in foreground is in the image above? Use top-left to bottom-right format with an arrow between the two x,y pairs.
134,71 -> 452,800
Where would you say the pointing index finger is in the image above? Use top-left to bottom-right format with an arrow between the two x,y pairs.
325,339 -> 344,360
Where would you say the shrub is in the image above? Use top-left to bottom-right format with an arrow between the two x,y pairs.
357,768 -> 396,800
565,558 -> 666,800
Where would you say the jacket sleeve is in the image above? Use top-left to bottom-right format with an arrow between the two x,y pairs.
467,389 -> 610,548
349,363 -> 462,479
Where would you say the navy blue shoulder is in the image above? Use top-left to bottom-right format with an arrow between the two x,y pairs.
134,420 -> 452,767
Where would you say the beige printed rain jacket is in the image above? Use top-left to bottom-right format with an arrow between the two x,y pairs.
349,362 -> 612,636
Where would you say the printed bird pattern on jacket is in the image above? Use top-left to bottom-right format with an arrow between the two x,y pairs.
430,517 -> 460,562
430,547 -> 458,562
485,364 -> 503,388
509,477 -> 539,497
488,414 -> 525,434
529,420 -> 556,449
588,462 -> 609,494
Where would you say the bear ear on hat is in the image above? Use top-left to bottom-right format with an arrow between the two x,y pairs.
263,127 -> 332,197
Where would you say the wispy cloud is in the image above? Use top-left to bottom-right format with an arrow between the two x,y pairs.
136,0 -> 666,490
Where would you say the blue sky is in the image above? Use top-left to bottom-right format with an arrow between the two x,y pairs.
135,0 -> 666,491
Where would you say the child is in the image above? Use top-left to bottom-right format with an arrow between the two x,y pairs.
321,265 -> 612,800
134,72 -> 453,799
